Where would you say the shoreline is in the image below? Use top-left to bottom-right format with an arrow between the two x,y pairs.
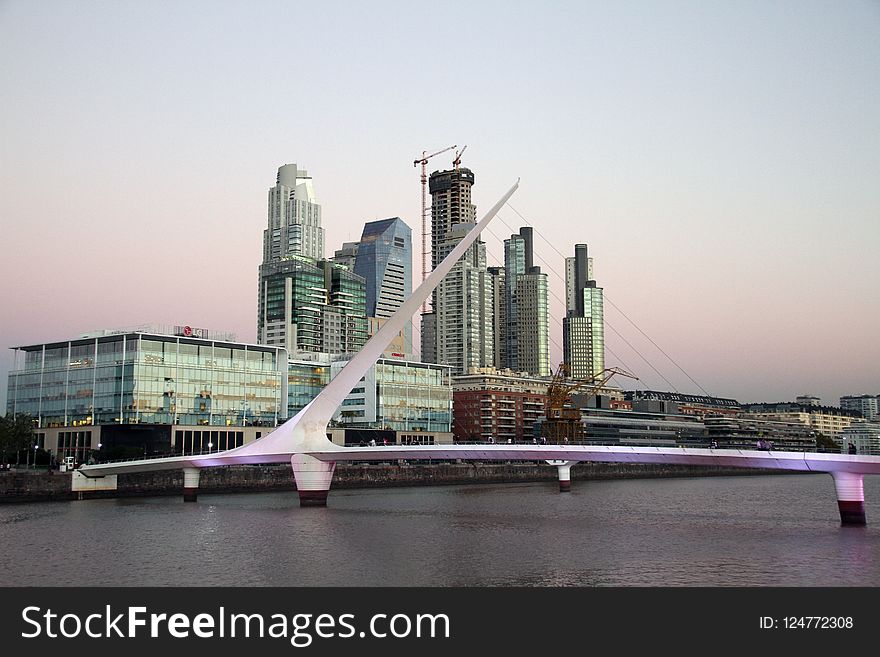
0,461 -> 801,504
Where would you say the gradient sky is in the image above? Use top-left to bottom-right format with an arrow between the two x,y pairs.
1,0 -> 878,409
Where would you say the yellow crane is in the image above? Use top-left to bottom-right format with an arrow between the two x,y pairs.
544,364 -> 639,442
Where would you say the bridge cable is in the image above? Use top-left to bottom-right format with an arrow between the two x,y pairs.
502,202 -> 711,396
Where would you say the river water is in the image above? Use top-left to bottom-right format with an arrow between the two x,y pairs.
2,473 -> 879,586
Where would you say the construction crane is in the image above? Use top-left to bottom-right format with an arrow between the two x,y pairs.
453,144 -> 467,170
413,145 -> 457,313
544,364 -> 639,442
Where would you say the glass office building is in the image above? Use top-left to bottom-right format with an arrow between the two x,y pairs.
353,218 -> 413,355
7,329 -> 286,429
288,358 -> 330,417
330,358 -> 452,432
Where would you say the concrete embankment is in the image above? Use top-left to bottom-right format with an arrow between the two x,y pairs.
0,462 -> 788,504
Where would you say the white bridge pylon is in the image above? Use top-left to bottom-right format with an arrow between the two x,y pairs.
80,177 -> 880,525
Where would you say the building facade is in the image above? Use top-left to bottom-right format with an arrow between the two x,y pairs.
840,423 -> 880,455
487,266 -> 507,368
452,367 -> 550,442
257,256 -> 368,356
353,217 -> 413,358
501,227 -> 549,376
431,223 -> 494,373
258,163 -> 368,354
421,168 -> 495,374
330,358 -> 452,433
515,274 -> 550,376
840,395 -> 879,422
740,402 -> 863,439
263,163 -> 324,263
563,243 -> 605,380
7,327 -> 286,461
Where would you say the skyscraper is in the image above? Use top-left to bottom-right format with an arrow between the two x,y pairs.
421,168 -> 494,373
487,266 -> 507,368
515,273 -> 550,376
502,227 -> 549,375
263,163 -> 324,263
563,243 -> 605,380
353,218 -> 413,358
258,163 -> 366,355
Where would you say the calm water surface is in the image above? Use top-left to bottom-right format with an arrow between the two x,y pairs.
2,474 -> 879,586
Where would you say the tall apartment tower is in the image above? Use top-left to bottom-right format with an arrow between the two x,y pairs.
420,168 -> 494,373
487,266 -> 507,369
563,243 -> 605,380
503,227 -> 549,376
353,218 -> 413,358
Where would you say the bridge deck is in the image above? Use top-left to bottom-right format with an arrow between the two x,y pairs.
79,444 -> 880,477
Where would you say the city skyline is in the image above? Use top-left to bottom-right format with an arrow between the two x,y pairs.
1,1 -> 878,407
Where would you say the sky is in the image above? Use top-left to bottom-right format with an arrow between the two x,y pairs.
1,0 -> 878,409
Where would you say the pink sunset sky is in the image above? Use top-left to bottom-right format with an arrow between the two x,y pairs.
1,1 -> 878,408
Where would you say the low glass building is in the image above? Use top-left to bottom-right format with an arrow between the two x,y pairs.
7,327 -> 287,460
330,358 -> 452,434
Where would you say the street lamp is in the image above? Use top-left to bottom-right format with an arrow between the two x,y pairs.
207,441 -> 214,453
32,443 -> 38,470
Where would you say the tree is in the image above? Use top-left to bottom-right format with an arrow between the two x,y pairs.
0,413 -> 36,466
815,433 -> 838,452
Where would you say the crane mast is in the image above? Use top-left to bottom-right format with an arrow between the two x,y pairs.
413,145 -> 456,313
544,364 -> 639,442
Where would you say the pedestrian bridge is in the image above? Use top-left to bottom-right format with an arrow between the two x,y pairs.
78,179 -> 879,525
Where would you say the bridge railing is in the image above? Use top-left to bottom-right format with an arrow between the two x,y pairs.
80,437 -> 849,468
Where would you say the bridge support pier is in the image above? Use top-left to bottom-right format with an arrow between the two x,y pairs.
547,460 -> 576,492
832,472 -> 866,526
292,454 -> 336,507
183,467 -> 200,502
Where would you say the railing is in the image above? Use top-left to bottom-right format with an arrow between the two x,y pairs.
80,437 -> 855,468
444,439 -> 848,454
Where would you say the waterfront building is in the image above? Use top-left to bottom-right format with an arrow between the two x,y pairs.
452,367 -> 550,442
840,394 -> 879,422
625,390 -> 740,416
6,326 -> 286,462
740,402 -> 863,440
421,168 -> 494,373
287,355 -> 331,418
563,243 -> 604,380
566,407 -> 705,445
353,218 -> 413,358
702,415 -> 817,451
796,395 -> 822,406
329,358 -> 452,439
840,422 -> 880,455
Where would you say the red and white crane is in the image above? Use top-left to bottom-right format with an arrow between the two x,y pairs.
413,145 -> 456,313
